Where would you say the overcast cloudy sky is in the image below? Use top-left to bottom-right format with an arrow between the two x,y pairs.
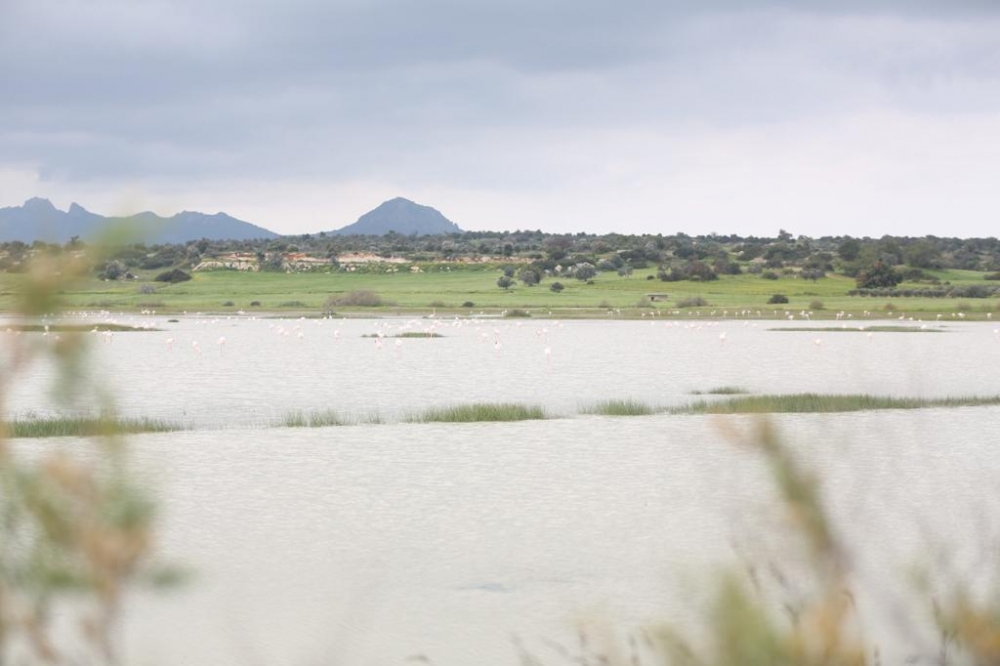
1,0 -> 998,236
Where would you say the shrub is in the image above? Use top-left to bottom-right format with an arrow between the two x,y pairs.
549,282 -> 565,293
154,268 -> 192,283
900,267 -> 928,281
249,300 -> 261,307
761,271 -> 779,280
856,261 -> 902,289
768,294 -> 789,304
461,301 -> 474,308
222,301 -> 234,307
326,290 -> 383,307
677,296 -> 709,308
985,272 -> 1000,281
504,309 -> 531,318
138,284 -> 156,295
809,299 -> 825,310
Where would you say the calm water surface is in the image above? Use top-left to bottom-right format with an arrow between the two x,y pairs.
4,315 -> 1000,664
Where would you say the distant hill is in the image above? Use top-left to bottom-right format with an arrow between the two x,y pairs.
0,198 -> 279,244
332,197 -> 462,236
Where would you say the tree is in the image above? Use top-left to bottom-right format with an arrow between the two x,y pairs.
904,241 -> 942,269
517,266 -> 541,286
837,239 -> 861,262
549,281 -> 565,293
856,261 -> 902,289
574,263 -> 597,281
497,275 -> 514,290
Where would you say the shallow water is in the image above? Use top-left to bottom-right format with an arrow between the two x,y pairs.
4,315 -> 1000,664
5,314 -> 999,426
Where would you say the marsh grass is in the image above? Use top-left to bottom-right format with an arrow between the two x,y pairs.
411,402 -> 546,423
360,331 -> 443,338
582,399 -> 657,416
5,415 -> 181,438
770,326 -> 944,333
4,323 -> 155,333
672,393 -> 1000,414
690,386 -> 750,395
281,409 -> 344,428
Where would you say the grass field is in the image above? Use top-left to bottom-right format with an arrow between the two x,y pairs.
2,266 -> 998,318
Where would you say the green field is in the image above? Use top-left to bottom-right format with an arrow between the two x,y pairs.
2,266 -> 998,319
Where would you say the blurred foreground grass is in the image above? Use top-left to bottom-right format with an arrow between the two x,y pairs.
0,251 -> 175,664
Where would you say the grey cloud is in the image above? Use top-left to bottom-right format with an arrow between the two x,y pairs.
2,0 -> 999,196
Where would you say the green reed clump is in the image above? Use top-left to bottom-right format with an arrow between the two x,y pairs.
281,409 -> 344,428
672,393 -> 1000,414
356,412 -> 384,425
412,403 -> 546,423
690,386 -> 750,396
4,323 -> 155,333
582,399 -> 657,416
6,416 -> 181,438
770,326 -> 943,333
360,331 -> 443,338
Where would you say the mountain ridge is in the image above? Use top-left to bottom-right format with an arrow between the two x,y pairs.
0,199 -> 279,244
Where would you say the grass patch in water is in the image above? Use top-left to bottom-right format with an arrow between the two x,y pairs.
360,331 -> 443,338
769,326 -> 944,333
581,399 -> 657,416
4,323 -> 156,333
412,403 -> 546,423
690,386 -> 750,396
671,393 -> 1000,414
5,416 -> 181,438
282,410 -> 345,428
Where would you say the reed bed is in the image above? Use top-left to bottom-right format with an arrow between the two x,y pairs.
770,326 -> 943,333
672,393 -> 1000,414
581,399 -> 658,416
281,410 -> 345,428
4,416 -> 181,438
689,386 -> 750,395
360,331 -> 443,338
411,403 -> 546,423
3,323 -> 154,333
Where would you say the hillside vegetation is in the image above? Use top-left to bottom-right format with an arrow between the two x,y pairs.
2,230 -> 999,317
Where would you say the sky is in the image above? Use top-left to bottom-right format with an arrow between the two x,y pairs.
1,0 -> 998,237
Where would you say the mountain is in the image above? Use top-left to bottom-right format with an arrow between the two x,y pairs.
332,197 -> 462,236
0,198 -> 279,244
